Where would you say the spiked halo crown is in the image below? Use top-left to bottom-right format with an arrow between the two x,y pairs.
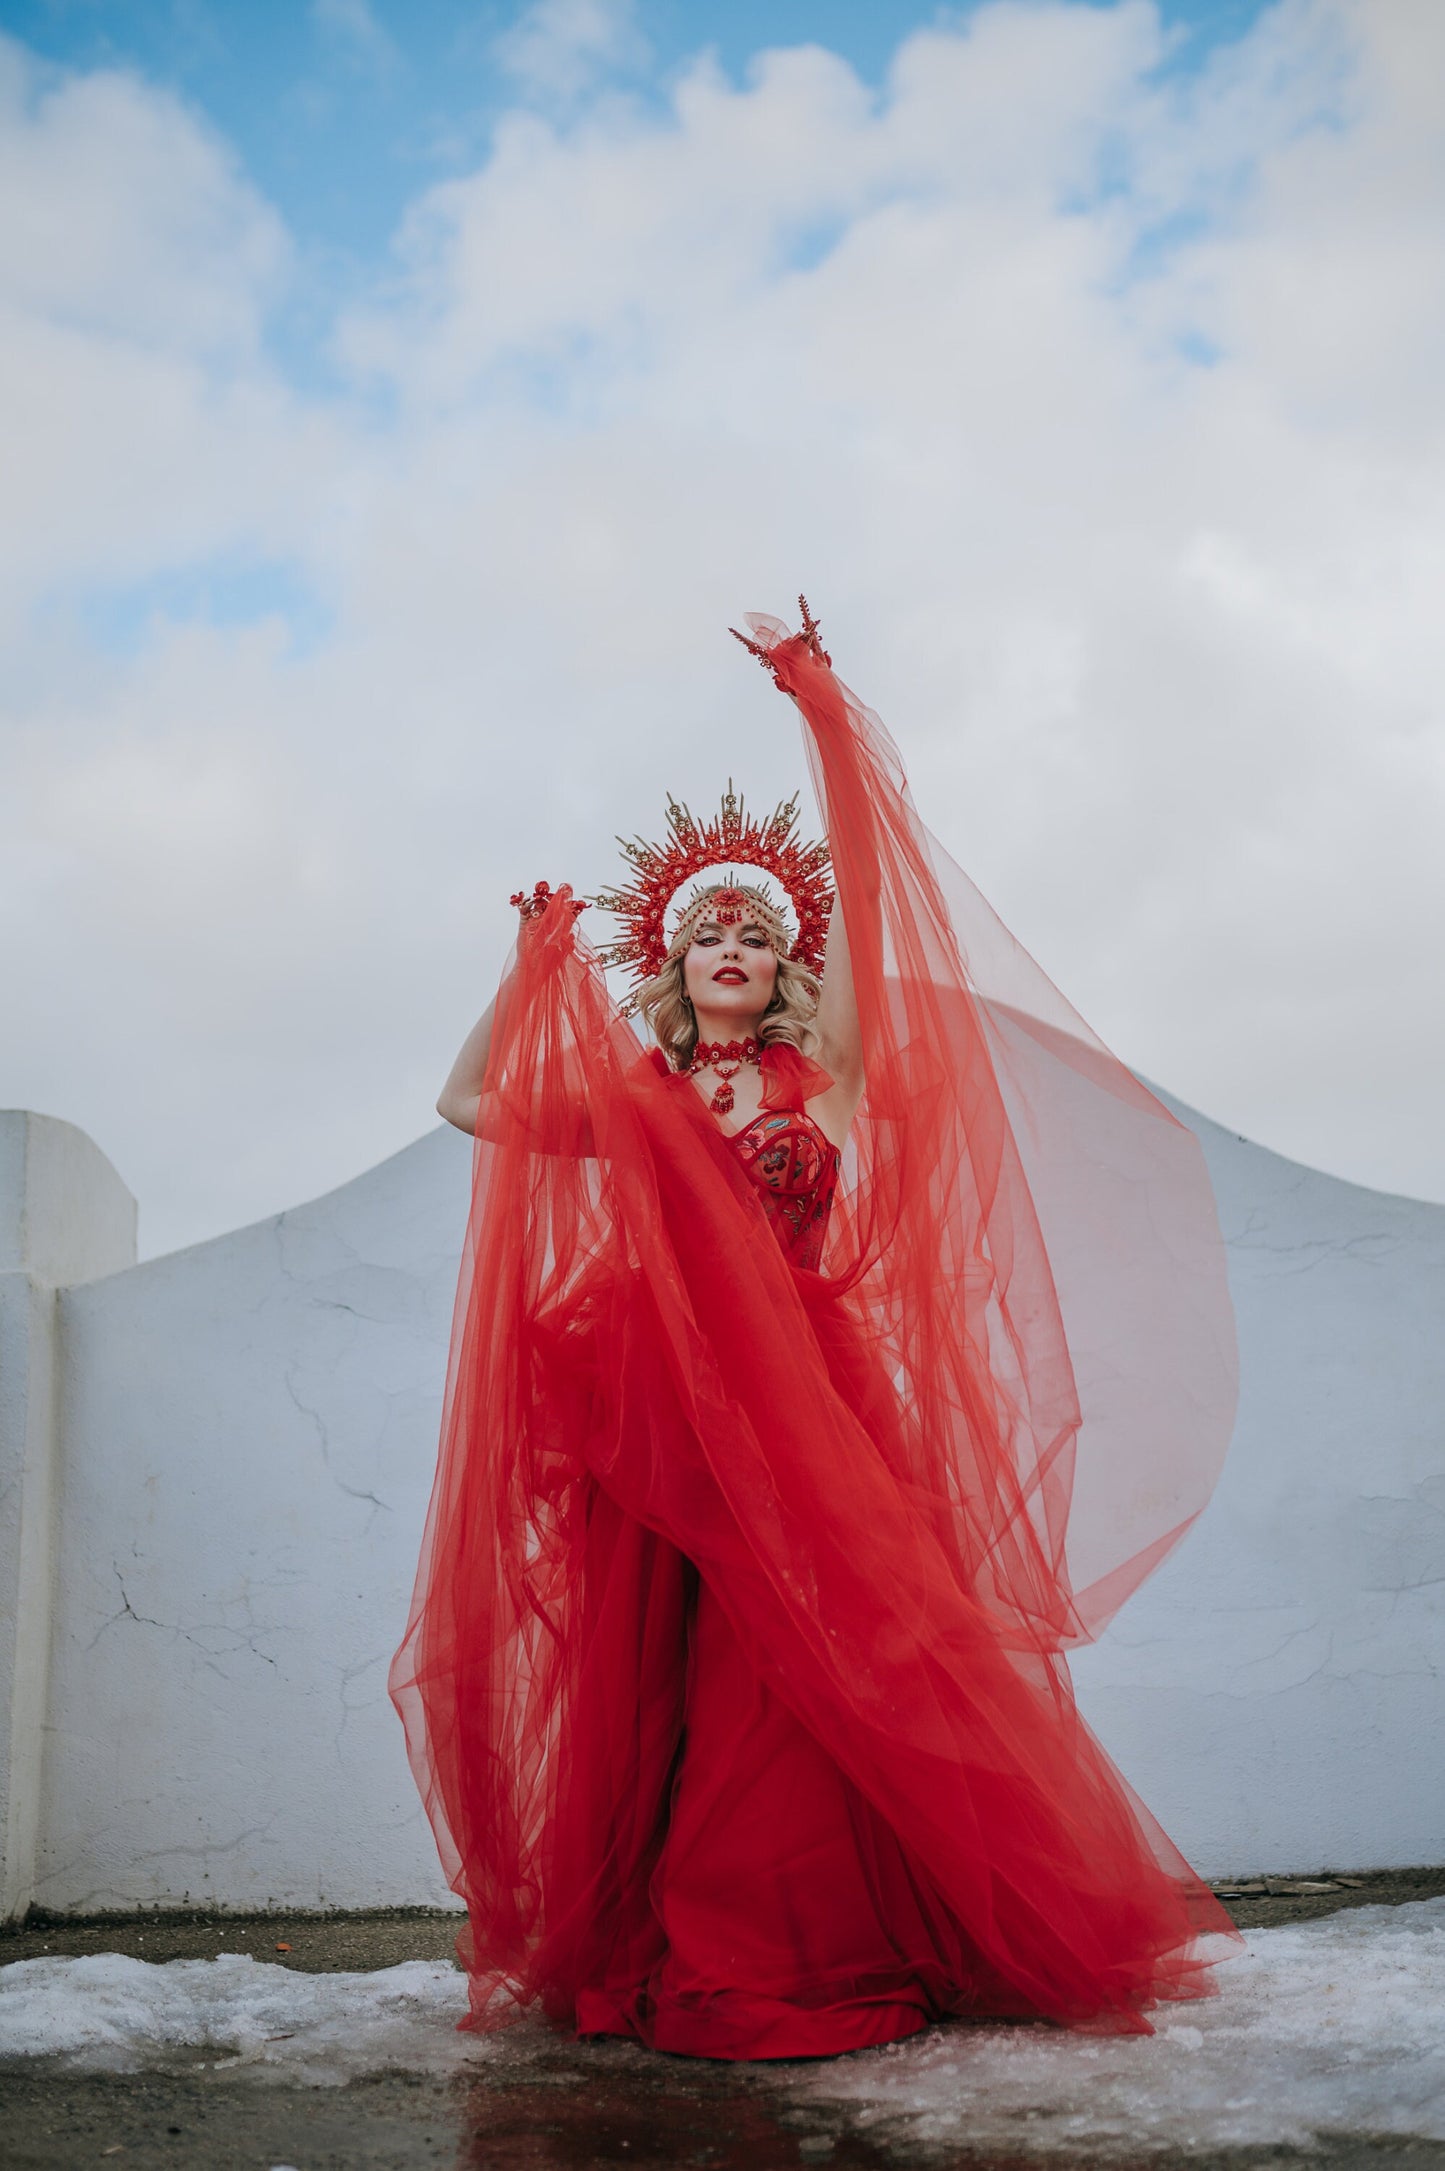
594,783 -> 833,1002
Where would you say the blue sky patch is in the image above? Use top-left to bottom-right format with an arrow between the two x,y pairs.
2,1 -> 1278,269
54,557 -> 334,660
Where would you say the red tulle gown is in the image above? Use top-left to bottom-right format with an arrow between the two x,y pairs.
390,614 -> 1242,2057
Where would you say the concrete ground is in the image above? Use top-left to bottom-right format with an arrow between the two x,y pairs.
4,1871 -> 1444,2171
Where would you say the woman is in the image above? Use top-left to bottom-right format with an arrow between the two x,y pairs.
391,602 -> 1241,2058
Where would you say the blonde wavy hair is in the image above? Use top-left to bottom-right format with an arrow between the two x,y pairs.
637,937 -> 822,1072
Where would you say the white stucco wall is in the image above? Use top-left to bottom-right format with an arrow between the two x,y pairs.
1074,1104 -> 1445,1877
5,1096 -> 1443,1914
37,1125 -> 472,1915
0,1115 -> 137,1916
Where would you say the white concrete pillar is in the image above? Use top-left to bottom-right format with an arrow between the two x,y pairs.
0,1113 -> 135,1919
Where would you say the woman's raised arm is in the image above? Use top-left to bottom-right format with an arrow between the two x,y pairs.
436,881 -> 592,1143
734,600 -> 872,1143
436,985 -> 506,1136
809,882 -> 865,1141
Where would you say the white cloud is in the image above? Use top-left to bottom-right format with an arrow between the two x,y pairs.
0,35 -> 287,354
2,1 -> 1444,1256
0,32 -> 329,628
494,0 -> 648,104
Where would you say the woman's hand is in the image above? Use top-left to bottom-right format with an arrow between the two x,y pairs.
730,594 -> 832,686
510,879 -> 588,943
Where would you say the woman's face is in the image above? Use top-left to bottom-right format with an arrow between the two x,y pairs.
682,917 -> 778,1026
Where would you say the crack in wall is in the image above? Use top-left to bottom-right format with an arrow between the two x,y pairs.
86,1567 -> 279,1671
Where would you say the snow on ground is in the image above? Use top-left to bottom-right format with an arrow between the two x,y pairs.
1,1902 -> 1442,2157
0,1950 -> 475,2086
793,1900 -> 1445,2157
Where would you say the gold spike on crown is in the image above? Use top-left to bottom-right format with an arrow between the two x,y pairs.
594,780 -> 833,997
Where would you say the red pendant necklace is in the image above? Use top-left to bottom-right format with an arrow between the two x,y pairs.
687,1037 -> 762,1117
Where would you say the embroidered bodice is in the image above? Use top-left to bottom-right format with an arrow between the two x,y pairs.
651,1041 -> 840,1271
727,1107 -> 839,1272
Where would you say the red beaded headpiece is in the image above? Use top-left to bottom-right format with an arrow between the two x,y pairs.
594,782 -> 833,996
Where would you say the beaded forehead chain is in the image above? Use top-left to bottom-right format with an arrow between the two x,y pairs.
594,782 -> 833,1000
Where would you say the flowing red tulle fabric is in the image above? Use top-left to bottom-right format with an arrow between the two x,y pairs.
390,616 -> 1241,2056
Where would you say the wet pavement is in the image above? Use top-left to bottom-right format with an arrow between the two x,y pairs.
4,1871 -> 1444,2171
0,2040 -> 1008,2170
5,2053 -> 1445,2171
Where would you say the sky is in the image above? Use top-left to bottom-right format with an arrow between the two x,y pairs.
1,0 -> 1443,1259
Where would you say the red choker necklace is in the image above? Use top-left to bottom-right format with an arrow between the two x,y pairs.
687,1036 -> 762,1117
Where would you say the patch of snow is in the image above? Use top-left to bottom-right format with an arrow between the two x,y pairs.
0,1951 -> 477,2086
1,1901 -> 1442,2155
790,1899 -> 1445,2156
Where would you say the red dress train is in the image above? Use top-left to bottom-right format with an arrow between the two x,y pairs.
390,618 -> 1242,2055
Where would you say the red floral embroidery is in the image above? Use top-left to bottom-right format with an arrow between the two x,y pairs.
729,1109 -> 839,1271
